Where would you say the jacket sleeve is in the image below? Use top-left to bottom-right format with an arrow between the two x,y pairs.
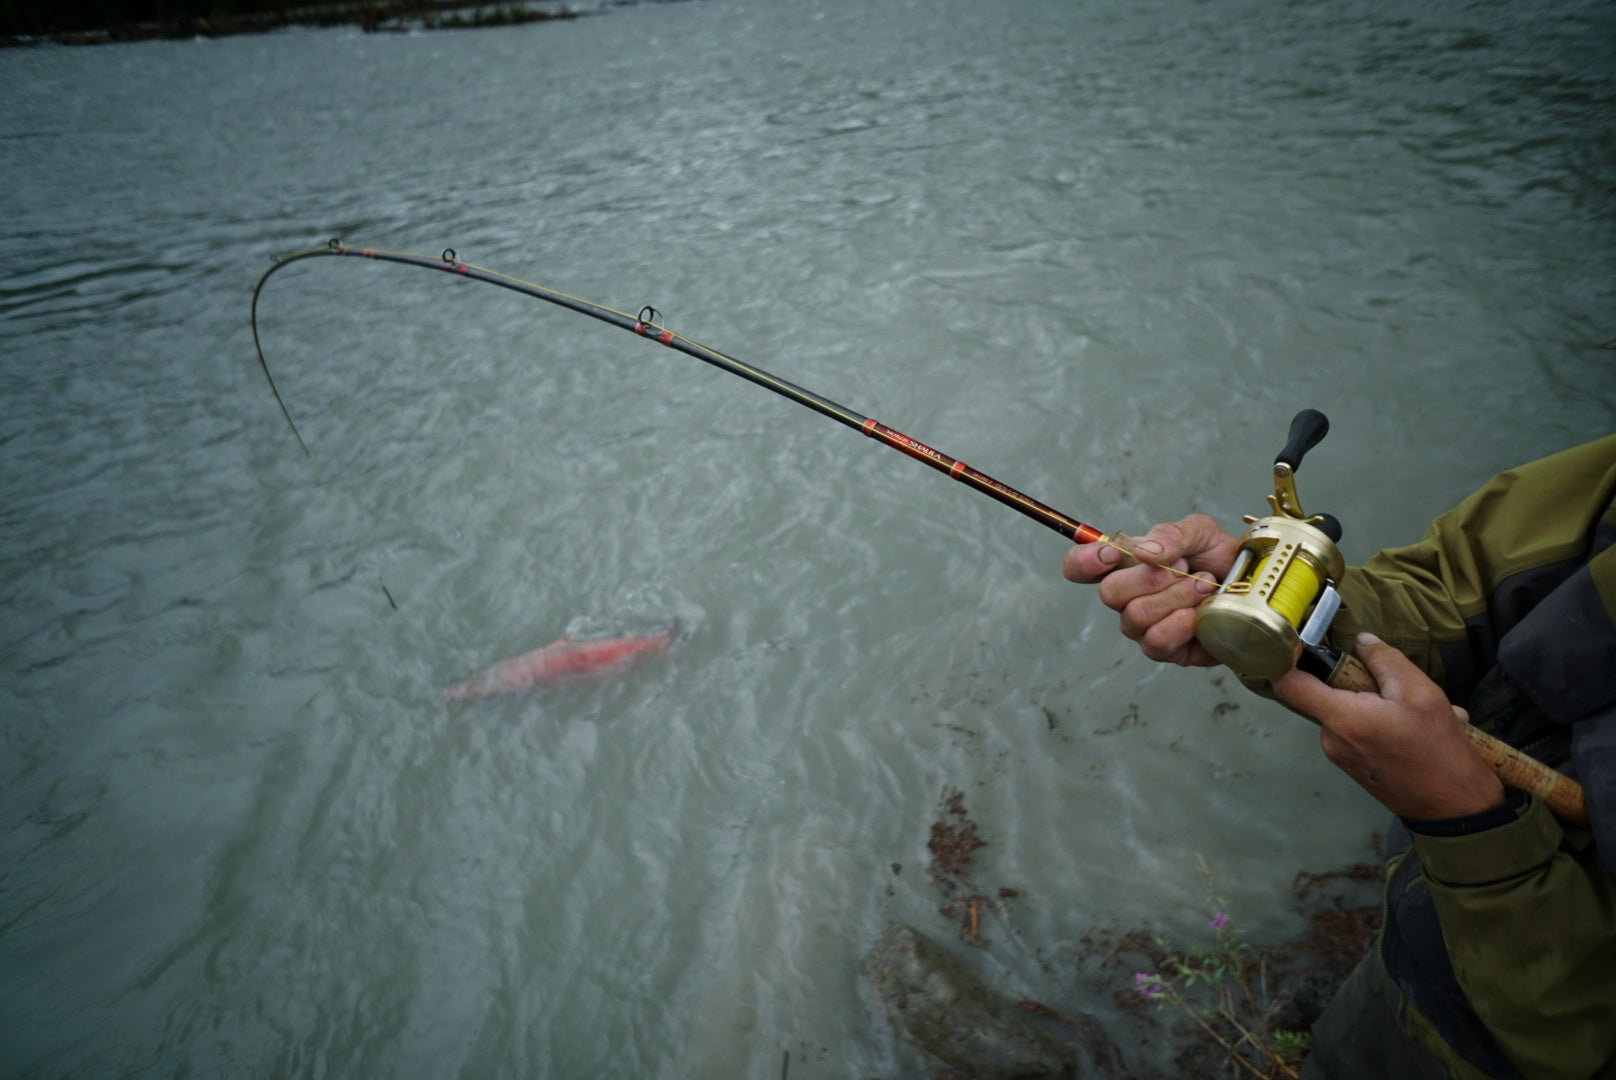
1410,797 -> 1616,1079
1325,433 -> 1616,693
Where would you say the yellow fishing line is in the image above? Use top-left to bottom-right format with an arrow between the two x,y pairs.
1253,549 -> 1320,626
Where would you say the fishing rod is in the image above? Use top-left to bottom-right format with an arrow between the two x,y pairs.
251,241 -> 1587,825
250,239 -> 1142,558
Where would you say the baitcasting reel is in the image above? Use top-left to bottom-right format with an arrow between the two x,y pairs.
1195,410 -> 1350,682
1190,411 -> 1591,827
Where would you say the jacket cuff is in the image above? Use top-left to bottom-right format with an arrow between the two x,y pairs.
1404,789 -> 1528,837
1410,795 -> 1564,887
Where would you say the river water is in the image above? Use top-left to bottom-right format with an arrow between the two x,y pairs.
1,1 -> 1612,1076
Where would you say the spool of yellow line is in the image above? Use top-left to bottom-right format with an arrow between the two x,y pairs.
1252,549 -> 1322,630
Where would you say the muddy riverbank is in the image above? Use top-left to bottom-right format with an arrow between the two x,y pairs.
877,789 -> 1384,1079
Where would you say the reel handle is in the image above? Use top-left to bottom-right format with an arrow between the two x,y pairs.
1276,409 -> 1330,471
1325,652 -> 1589,827
1269,410 -> 1332,521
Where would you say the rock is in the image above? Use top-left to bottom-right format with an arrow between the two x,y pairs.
865,924 -> 1075,1079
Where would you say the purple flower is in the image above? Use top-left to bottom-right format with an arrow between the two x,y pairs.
1209,911 -> 1229,931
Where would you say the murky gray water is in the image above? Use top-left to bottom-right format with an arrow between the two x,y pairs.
2,0 -> 1613,1075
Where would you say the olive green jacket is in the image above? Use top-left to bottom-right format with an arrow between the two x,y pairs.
1327,435 -> 1616,1079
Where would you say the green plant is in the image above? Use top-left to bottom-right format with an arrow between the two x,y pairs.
1132,863 -> 1310,1079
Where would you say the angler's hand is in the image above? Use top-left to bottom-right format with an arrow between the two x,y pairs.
1061,514 -> 1240,667
1271,634 -> 1506,821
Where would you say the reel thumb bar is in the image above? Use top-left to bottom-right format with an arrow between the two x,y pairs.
1324,653 -> 1589,827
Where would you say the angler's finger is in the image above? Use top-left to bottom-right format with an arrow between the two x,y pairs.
1137,607 -> 1211,665
1271,636 -> 1448,732
1270,665 -> 1340,719
1062,537 -> 1130,584
1114,565 -> 1219,640
1095,559 -> 1184,612
1351,633 -> 1431,702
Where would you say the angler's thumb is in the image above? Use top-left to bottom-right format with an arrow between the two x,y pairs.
1132,523 -> 1184,564
1353,633 -> 1413,685
1137,514 -> 1226,566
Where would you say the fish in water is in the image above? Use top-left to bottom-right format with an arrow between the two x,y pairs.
443,626 -> 675,704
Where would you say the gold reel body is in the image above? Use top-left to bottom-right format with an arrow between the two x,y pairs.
1195,515 -> 1344,679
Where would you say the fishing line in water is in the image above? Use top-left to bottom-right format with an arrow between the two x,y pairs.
250,239 -> 1199,599
276,428 -> 400,610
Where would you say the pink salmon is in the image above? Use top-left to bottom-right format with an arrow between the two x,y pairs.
444,626 -> 675,704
